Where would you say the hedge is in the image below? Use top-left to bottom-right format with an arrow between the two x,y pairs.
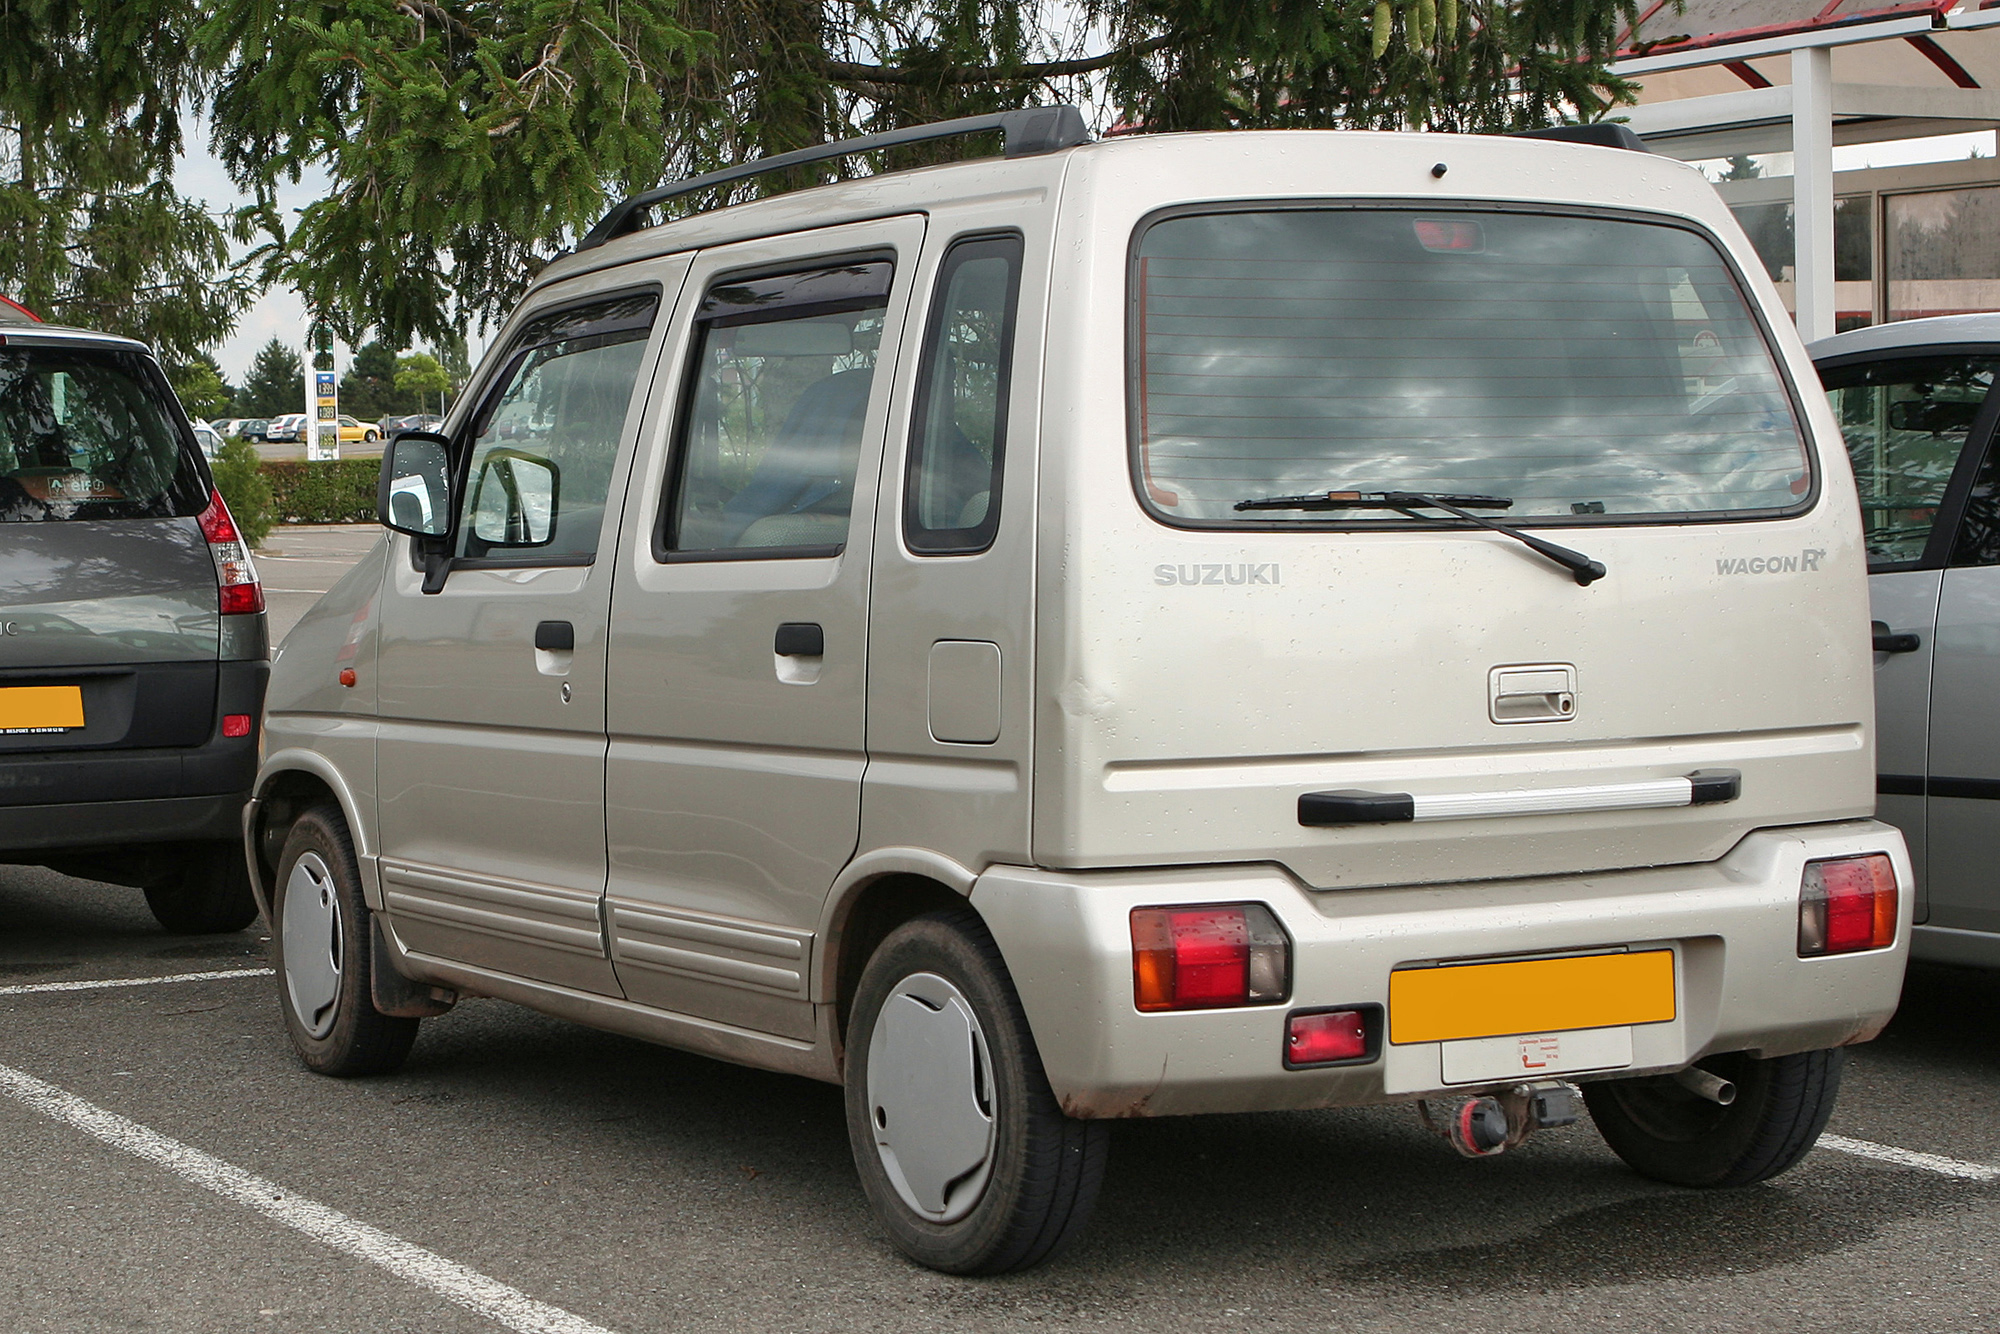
259,459 -> 381,527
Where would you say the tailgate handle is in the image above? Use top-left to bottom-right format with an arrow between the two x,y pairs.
774,622 -> 824,657
1300,769 -> 1740,826
1871,620 -> 1920,654
534,620 -> 575,652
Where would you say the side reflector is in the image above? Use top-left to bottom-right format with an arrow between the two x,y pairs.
1285,1008 -> 1375,1067
1131,903 -> 1289,1011
1799,853 -> 1898,956
221,714 -> 252,738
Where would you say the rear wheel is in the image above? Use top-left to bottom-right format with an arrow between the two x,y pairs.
1584,1048 -> 1844,1187
270,806 -> 418,1076
844,909 -> 1108,1274
143,843 -> 259,934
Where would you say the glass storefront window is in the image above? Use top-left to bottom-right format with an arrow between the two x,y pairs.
1887,185 -> 2000,321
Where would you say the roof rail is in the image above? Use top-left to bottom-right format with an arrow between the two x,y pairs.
578,104 -> 1092,252
1512,123 -> 1650,153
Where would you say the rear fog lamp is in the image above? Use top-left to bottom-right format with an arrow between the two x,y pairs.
1131,903 -> 1289,1011
1798,853 -> 1897,956
1285,1008 -> 1376,1068
221,714 -> 252,738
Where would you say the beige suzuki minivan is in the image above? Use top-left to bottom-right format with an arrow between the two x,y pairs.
247,108 -> 1911,1274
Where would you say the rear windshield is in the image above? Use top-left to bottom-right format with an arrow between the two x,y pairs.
1131,207 -> 1812,526
0,345 -> 207,521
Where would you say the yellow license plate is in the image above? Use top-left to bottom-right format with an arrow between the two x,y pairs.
1388,949 -> 1676,1045
0,685 -> 84,733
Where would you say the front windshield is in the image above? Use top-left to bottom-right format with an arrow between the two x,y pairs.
0,345 -> 206,521
1131,208 -> 1811,525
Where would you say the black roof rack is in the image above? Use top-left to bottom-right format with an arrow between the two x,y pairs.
1512,123 -> 1649,153
578,104 -> 1092,252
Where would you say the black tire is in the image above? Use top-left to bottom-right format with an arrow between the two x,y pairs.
269,806 -> 419,1076
1584,1048 -> 1845,1187
844,909 -> 1108,1275
143,843 -> 260,934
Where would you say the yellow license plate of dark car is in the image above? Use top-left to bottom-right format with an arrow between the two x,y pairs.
1388,949 -> 1676,1045
0,685 -> 85,733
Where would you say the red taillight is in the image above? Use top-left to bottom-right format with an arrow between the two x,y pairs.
1414,218 -> 1484,252
1286,1009 -> 1372,1067
1799,854 -> 1898,956
197,490 -> 264,616
1131,904 -> 1289,1011
221,714 -> 252,738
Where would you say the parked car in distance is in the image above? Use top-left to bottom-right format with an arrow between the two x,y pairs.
250,110 -> 1909,1274
1813,314 -> 2000,969
380,413 -> 444,437
333,414 -> 381,445
235,417 -> 270,442
192,423 -> 225,460
0,320 -> 268,932
263,413 -> 305,443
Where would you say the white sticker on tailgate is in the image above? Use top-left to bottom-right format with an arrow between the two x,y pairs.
1440,1025 -> 1634,1085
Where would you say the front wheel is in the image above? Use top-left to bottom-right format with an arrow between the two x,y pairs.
270,806 -> 419,1076
1584,1048 -> 1844,1187
844,909 -> 1108,1274
144,843 -> 259,934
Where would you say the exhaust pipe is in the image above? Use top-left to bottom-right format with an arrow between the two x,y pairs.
1672,1065 -> 1736,1105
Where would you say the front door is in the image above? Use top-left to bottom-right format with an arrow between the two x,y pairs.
1822,350 -> 2000,919
604,217 -> 925,1039
374,274 -> 679,993
1924,426 -> 2000,934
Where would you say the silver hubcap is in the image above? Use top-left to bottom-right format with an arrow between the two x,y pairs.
281,852 -> 342,1039
866,972 -> 997,1223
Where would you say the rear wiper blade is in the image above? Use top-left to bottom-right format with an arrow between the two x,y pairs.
1232,489 -> 1607,587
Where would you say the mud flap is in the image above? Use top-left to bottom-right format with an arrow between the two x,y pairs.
371,917 -> 457,1017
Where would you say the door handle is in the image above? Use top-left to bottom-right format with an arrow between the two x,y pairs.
535,620 -> 575,652
1871,620 -> 1920,654
774,622 -> 824,657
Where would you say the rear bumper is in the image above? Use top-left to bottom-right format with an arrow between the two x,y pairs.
0,659 -> 266,851
972,819 -> 1911,1117
0,793 -> 246,850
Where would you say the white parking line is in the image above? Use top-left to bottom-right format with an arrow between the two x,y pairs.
1821,1133 -> 2000,1182
0,968 -> 274,996
0,1063 -> 621,1334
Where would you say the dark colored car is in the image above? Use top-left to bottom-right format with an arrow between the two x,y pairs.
0,322 -> 269,932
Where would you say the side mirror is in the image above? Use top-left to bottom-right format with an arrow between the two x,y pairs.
378,432 -> 452,538
468,448 -> 560,547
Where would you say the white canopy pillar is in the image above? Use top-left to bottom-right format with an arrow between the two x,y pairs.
1791,45 -> 1837,341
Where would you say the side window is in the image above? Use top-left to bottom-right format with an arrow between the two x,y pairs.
1821,355 -> 2000,566
456,291 -> 659,562
905,235 -> 1022,554
1953,439 -> 2000,567
664,260 -> 893,557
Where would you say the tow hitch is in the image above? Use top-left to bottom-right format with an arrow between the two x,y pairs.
1417,1081 -> 1582,1158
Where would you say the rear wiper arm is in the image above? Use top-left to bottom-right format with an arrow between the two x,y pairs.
1232,489 -> 1607,587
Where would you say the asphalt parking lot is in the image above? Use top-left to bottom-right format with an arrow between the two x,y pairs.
0,526 -> 1995,1333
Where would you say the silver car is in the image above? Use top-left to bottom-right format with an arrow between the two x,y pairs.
1814,315 -> 2000,968
0,322 -> 269,931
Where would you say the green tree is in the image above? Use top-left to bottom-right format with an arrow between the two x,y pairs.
238,337 -> 304,418
395,352 -> 451,417
200,1 -> 1646,348
0,0 -> 252,360
339,339 -> 404,420
209,434 -> 274,545
170,351 -> 235,420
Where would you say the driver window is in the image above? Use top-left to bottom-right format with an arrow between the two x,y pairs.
663,261 -> 892,557
1822,355 -> 2000,566
456,291 -> 659,562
